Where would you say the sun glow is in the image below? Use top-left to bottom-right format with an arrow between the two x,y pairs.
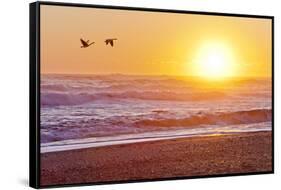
193,42 -> 236,79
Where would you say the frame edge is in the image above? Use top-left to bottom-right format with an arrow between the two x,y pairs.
29,1 -> 40,189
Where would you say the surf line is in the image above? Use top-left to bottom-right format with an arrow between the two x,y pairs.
40,130 -> 269,153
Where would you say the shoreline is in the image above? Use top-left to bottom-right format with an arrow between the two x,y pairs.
41,131 -> 272,186
41,129 -> 271,153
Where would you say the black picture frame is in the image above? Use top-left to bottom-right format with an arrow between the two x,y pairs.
30,1 -> 274,188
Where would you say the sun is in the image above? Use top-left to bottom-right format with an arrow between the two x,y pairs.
193,42 -> 236,79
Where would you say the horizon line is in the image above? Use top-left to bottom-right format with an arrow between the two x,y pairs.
41,72 -> 271,78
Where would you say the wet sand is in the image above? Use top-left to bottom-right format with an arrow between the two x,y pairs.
41,131 -> 272,186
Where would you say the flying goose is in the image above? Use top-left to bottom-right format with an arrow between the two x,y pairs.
105,38 -> 117,47
80,38 -> 95,48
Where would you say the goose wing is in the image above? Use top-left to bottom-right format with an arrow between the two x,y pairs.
80,38 -> 88,46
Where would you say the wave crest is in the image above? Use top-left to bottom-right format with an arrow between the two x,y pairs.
41,91 -> 227,107
134,109 -> 272,127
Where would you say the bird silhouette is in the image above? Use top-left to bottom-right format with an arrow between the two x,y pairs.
105,38 -> 117,47
80,38 -> 95,48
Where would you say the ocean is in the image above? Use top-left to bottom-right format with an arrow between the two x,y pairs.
40,74 -> 272,153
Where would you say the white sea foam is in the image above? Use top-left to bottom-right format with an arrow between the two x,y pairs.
41,121 -> 272,153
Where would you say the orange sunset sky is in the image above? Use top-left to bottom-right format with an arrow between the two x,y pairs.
40,5 -> 272,78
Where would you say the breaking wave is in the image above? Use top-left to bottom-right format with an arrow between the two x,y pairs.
134,109 -> 272,127
41,91 -> 227,107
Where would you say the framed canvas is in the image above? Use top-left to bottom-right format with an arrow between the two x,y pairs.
29,1 -> 274,188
